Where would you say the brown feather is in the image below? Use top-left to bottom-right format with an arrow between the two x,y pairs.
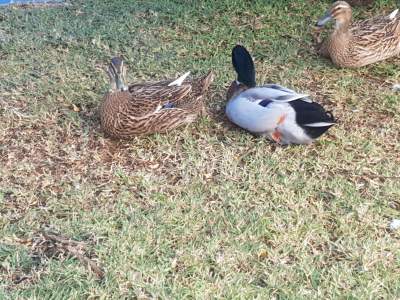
346,0 -> 373,7
100,66 -> 214,139
319,1 -> 400,67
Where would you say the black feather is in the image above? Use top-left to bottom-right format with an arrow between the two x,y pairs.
290,100 -> 335,139
232,45 -> 256,88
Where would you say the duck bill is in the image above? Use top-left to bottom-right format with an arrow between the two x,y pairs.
316,11 -> 332,27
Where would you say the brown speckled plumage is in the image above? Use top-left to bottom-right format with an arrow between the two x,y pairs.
345,0 -> 373,7
318,1 -> 400,68
99,57 -> 214,139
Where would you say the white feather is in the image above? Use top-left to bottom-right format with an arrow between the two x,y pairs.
392,83 -> 400,91
239,87 -> 309,103
390,219 -> 400,230
275,94 -> 310,103
226,95 -> 289,133
261,84 -> 297,94
303,122 -> 335,127
168,71 -> 191,86
389,9 -> 398,20
278,119 -> 314,145
154,104 -> 163,113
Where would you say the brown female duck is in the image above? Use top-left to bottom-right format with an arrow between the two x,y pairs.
100,57 -> 214,138
317,1 -> 400,67
346,0 -> 373,7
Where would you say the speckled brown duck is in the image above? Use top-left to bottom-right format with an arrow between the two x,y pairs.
317,1 -> 400,68
345,0 -> 373,7
100,57 -> 214,139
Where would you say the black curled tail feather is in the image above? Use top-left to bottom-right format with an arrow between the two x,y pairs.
302,109 -> 335,139
325,111 -> 335,123
232,45 -> 256,88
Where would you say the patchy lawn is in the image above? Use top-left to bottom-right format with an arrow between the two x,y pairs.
0,0 -> 399,298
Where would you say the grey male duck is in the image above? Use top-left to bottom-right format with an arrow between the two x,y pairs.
225,45 -> 335,145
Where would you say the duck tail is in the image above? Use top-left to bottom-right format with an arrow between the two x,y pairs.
189,70 -> 214,98
198,71 -> 215,93
303,109 -> 335,139
174,71 -> 214,115
388,8 -> 398,20
232,45 -> 256,88
168,71 -> 191,86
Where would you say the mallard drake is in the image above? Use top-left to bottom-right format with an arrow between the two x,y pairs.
225,45 -> 335,145
100,57 -> 214,138
317,1 -> 400,68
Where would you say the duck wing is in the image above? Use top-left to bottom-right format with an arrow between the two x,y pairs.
260,84 -> 298,95
128,72 -> 192,104
127,84 -> 192,108
241,85 -> 311,106
122,108 -> 198,136
119,85 -> 191,119
350,10 -> 400,46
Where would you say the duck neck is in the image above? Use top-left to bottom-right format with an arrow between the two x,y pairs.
331,18 -> 352,49
226,80 -> 248,100
115,77 -> 128,91
326,18 -> 353,65
333,16 -> 351,35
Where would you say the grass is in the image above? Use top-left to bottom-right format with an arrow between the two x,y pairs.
1,0 -> 400,298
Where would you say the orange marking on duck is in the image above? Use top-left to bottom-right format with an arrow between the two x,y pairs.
277,115 -> 286,125
272,130 -> 282,143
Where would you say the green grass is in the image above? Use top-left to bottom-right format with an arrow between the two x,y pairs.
1,0 -> 400,298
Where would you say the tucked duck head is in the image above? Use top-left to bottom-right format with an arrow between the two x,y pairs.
226,80 -> 249,100
107,57 -> 128,92
317,1 -> 352,28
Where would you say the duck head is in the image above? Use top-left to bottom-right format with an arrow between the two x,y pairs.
226,80 -> 249,100
317,1 -> 352,29
107,57 -> 128,92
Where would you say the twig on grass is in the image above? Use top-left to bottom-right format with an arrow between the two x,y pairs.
41,231 -> 105,280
